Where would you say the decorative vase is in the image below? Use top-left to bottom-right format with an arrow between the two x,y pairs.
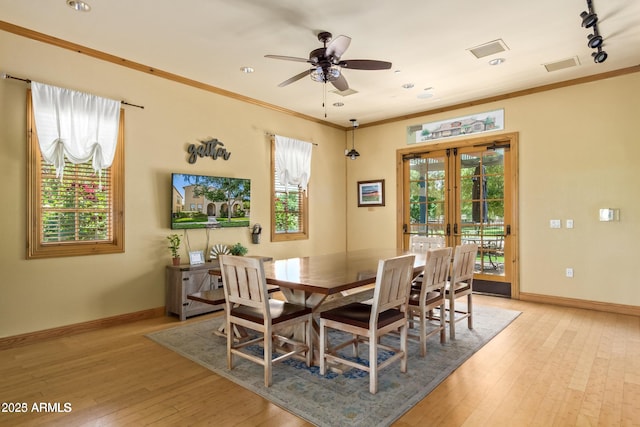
172,257 -> 181,266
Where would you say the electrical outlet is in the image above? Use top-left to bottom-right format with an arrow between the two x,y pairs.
566,268 -> 574,278
566,219 -> 574,229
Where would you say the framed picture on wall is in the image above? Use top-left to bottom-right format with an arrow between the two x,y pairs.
358,179 -> 385,207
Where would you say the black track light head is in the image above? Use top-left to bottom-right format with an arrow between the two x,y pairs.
580,11 -> 598,28
587,33 -> 603,49
592,48 -> 608,63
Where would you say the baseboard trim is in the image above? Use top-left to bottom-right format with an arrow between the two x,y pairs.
0,307 -> 166,350
519,292 -> 640,317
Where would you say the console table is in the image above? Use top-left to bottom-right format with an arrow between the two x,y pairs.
165,261 -> 223,320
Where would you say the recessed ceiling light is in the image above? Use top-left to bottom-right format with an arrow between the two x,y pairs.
332,102 -> 344,107
67,0 -> 91,12
402,83 -> 414,89
488,58 -> 505,66
240,66 -> 254,73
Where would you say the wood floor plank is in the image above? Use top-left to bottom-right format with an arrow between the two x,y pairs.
1,295 -> 638,426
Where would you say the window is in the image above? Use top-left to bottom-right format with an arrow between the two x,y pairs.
271,141 -> 308,241
27,93 -> 125,259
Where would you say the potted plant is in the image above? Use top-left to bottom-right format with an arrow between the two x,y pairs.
167,234 -> 181,265
229,242 -> 248,256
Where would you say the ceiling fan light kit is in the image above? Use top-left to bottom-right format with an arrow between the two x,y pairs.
265,31 -> 392,92
579,0 -> 607,63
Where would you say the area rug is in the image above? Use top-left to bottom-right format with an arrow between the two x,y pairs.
147,304 -> 520,426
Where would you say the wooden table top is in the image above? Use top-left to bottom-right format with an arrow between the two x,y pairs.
262,248 -> 426,295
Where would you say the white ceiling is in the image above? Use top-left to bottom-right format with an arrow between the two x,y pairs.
2,0 -> 639,128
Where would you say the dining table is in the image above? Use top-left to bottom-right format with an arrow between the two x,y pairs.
262,248 -> 427,364
208,248 -> 426,365
263,247 -> 427,312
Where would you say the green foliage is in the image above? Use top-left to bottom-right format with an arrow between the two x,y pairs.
166,234 -> 181,258
274,192 -> 302,232
229,242 -> 248,256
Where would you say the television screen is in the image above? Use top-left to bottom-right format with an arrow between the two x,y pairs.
171,173 -> 251,229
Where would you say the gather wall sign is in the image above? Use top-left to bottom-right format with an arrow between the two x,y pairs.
187,137 -> 231,164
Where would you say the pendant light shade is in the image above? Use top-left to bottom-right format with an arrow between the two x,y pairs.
347,118 -> 360,160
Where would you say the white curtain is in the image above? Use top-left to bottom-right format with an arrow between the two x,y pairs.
275,135 -> 313,191
31,81 -> 121,178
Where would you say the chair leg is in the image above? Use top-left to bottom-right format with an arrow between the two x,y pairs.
400,323 -> 407,373
305,317 -> 312,367
264,329 -> 272,387
319,321 -> 326,375
439,303 -> 446,343
369,331 -> 378,394
419,308 -> 427,357
467,293 -> 473,330
226,318 -> 233,370
449,296 -> 456,340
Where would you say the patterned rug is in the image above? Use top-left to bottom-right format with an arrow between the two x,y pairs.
147,304 -> 520,426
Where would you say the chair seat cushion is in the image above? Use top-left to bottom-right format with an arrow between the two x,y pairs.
321,302 -> 404,329
445,282 -> 471,294
231,299 -> 311,324
408,289 -> 443,306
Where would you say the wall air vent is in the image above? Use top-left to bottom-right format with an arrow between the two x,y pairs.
467,39 -> 509,59
543,57 -> 580,72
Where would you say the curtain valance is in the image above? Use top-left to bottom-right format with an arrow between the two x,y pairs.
31,82 -> 121,178
275,135 -> 313,191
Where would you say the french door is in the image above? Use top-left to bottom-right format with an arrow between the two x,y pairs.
399,134 -> 518,297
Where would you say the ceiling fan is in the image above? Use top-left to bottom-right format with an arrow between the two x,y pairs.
265,31 -> 392,91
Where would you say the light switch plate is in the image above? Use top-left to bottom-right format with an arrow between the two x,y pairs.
566,219 -> 574,228
550,219 -> 561,229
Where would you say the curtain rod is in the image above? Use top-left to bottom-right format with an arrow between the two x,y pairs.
1,72 -> 145,109
265,132 -> 318,146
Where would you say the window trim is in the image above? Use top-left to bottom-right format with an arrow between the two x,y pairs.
26,91 -> 125,259
270,139 -> 309,242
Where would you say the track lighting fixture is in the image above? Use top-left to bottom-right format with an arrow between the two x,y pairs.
580,11 -> 598,28
579,0 -> 607,64
592,48 -> 608,63
346,119 -> 360,160
587,33 -> 603,49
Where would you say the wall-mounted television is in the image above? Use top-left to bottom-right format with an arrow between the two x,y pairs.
171,173 -> 251,229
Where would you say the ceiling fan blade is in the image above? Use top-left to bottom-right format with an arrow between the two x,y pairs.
331,74 -> 349,92
265,54 -> 310,63
338,59 -> 392,70
326,35 -> 351,60
278,69 -> 310,87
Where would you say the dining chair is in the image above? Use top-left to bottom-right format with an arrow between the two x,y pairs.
319,254 -> 415,394
218,255 -> 313,387
446,243 -> 478,340
407,246 -> 452,356
409,234 -> 445,253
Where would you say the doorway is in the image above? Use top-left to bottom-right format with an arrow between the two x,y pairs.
398,133 -> 519,298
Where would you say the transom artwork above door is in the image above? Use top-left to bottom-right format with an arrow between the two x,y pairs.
396,132 -> 519,298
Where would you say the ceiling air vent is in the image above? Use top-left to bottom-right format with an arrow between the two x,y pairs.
543,57 -> 580,72
467,39 -> 509,59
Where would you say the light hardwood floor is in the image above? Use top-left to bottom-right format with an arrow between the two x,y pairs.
1,295 -> 638,426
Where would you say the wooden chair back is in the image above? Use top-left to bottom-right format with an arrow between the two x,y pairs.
422,247 -> 452,294
451,243 -> 478,285
369,254 -> 416,328
410,235 -> 445,252
219,255 -> 270,321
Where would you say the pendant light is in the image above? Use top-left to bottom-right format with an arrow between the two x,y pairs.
346,119 -> 360,160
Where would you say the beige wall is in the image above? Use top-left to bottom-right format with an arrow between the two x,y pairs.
2,29 -> 638,339
346,72 -> 640,307
0,31 -> 347,338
